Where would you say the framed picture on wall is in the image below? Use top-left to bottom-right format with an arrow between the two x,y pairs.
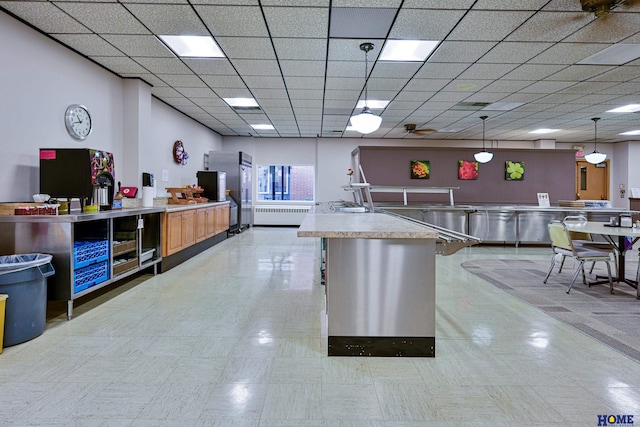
458,160 -> 478,180
410,160 -> 430,179
505,161 -> 524,180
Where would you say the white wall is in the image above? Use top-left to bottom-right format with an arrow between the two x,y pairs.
148,100 -> 222,196
0,11 -> 222,202
0,11 -> 122,202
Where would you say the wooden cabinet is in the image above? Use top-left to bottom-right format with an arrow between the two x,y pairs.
196,208 -> 207,242
206,207 -> 216,236
165,211 -> 184,256
163,202 -> 229,257
182,209 -> 195,248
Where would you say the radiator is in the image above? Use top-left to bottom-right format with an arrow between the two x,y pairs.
254,205 -> 311,226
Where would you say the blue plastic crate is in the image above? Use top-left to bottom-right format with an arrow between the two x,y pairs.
73,240 -> 109,269
74,261 -> 109,294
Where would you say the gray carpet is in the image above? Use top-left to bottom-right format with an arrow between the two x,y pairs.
461,258 -> 640,363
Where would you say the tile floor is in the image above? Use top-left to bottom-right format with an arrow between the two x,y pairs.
1,227 -> 639,426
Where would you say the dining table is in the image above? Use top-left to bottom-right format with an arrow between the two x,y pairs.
565,221 -> 640,297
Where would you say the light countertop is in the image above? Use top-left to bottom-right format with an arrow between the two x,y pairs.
297,208 -> 439,239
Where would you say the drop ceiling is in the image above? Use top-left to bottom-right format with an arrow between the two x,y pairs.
3,0 -> 640,143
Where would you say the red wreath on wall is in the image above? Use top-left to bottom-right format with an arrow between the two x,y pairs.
173,140 -> 189,165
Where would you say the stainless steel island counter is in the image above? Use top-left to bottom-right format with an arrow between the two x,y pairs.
298,206 -> 439,357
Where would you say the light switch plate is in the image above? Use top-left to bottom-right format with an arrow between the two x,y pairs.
162,169 -> 169,182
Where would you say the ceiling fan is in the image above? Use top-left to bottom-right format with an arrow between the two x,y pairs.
403,123 -> 437,135
580,0 -> 638,17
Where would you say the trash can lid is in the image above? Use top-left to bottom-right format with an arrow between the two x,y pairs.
0,254 -> 53,275
0,294 -> 7,301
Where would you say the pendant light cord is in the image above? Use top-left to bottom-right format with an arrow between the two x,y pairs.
364,46 -> 369,108
480,115 -> 488,151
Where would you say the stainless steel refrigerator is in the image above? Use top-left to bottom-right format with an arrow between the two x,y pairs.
208,151 -> 252,232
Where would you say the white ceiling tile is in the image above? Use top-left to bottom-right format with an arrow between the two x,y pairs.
404,79 -> 451,92
473,0 -> 549,9
0,1 -> 90,33
478,42 -> 553,64
263,6 -> 328,38
157,74 -> 207,88
174,86 -> 218,99
370,62 -> 421,79
274,38 -> 329,61
429,41 -> 498,63
388,9 -> 467,39
134,57 -> 192,74
195,5 -> 268,37
457,63 -> 519,80
51,34 -> 122,56
328,39 -> 384,62
89,56 -> 149,74
502,64 -> 566,81
124,4 -> 208,35
181,59 -> 237,75
283,76 -> 324,90
216,37 -> 276,60
242,76 -> 286,89
324,91 -> 361,102
56,2 -> 149,34
232,59 -> 283,76
528,43 -> 608,65
252,88 -> 290,99
506,12 -> 593,42
200,74 -> 245,89
101,35 -> 173,57
281,60 -> 326,77
564,13 -> 640,43
521,81 -> 577,94
544,65 -> 612,82
447,11 -> 535,41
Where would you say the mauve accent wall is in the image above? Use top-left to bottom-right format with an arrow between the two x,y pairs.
354,146 -> 576,205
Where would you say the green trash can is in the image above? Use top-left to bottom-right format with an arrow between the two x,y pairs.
0,254 -> 55,347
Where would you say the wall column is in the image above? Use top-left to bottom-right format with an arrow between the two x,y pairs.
122,78 -> 152,188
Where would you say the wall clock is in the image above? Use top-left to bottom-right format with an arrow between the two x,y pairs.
64,104 -> 92,140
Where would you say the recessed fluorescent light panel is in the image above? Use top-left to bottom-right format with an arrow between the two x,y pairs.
482,102 -> 524,111
379,40 -> 440,61
437,128 -> 464,133
619,130 -> 640,135
356,100 -> 389,109
578,44 -> 640,65
250,124 -> 274,130
529,128 -> 561,134
223,98 -> 259,107
158,35 -> 224,58
606,104 -> 640,113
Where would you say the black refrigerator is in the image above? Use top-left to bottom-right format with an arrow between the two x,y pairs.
208,151 -> 252,232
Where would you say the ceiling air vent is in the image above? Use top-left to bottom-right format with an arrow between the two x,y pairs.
451,102 -> 491,111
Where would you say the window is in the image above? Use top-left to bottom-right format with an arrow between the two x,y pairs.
257,165 -> 314,201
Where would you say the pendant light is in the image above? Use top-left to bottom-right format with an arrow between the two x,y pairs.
474,115 -> 493,163
584,117 -> 607,164
350,42 -> 382,134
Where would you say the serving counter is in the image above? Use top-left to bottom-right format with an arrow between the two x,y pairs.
381,204 -> 638,245
0,207 -> 164,319
298,205 -> 439,357
0,201 -> 230,319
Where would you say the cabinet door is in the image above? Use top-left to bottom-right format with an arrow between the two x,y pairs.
182,210 -> 196,247
195,208 -> 207,242
220,205 -> 230,231
165,212 -> 183,256
206,207 -> 216,237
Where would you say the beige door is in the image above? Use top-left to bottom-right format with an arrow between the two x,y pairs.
576,160 -> 609,200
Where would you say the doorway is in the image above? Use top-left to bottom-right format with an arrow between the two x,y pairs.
576,160 -> 609,200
